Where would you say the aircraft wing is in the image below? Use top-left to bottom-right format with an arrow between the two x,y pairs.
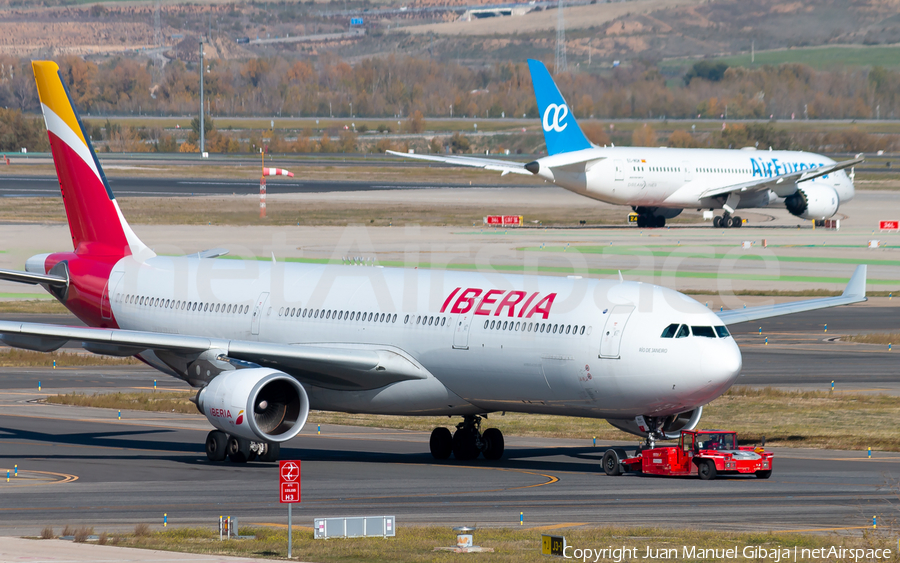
385,150 -> 532,176
716,265 -> 867,325
0,321 -> 428,391
700,156 -> 864,199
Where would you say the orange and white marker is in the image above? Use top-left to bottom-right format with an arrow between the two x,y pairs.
263,168 -> 294,177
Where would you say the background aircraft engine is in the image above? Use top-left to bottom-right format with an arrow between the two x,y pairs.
606,407 -> 703,440
784,185 -> 839,220
197,368 -> 309,443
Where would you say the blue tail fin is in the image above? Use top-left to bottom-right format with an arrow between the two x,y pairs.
528,59 -> 593,156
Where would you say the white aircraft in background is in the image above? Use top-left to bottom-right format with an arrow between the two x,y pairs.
0,62 -> 867,467
389,59 -> 863,229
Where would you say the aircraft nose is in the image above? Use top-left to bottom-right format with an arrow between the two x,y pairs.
700,339 -> 742,392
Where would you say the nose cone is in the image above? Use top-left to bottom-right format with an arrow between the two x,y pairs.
700,337 -> 742,395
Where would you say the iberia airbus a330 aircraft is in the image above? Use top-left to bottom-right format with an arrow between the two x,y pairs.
0,62 -> 868,465
390,60 -> 863,229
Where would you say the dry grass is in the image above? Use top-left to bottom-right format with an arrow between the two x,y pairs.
47,386 -> 900,451
0,300 -> 69,314
0,348 -> 141,368
40,526 -> 53,540
846,333 -> 898,345
134,523 -> 151,537
102,524 -> 897,562
0,195 -> 631,227
61,525 -> 73,537
73,526 -> 93,543
46,392 -> 197,414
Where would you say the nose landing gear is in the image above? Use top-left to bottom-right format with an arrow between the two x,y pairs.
429,415 -> 504,461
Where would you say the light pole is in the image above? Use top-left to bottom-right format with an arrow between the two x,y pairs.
199,38 -> 205,154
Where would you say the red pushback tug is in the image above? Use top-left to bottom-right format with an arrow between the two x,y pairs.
602,430 -> 773,480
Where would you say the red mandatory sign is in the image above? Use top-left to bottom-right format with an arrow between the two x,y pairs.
879,220 -> 899,231
279,460 -> 301,503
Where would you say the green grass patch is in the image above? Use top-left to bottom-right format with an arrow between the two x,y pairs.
47,386 -> 900,451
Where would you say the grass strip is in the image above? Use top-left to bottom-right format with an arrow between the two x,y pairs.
0,348 -> 140,368
845,332 -> 899,345
0,300 -> 69,314
44,386 -> 900,451
32,524 -> 897,562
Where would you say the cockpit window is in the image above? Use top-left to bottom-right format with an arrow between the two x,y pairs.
676,324 -> 690,338
660,323 -> 679,338
714,326 -> 730,338
692,326 -> 716,338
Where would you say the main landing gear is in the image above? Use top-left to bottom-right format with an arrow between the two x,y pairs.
636,214 -> 666,228
713,213 -> 742,228
205,430 -> 280,463
429,415 -> 504,461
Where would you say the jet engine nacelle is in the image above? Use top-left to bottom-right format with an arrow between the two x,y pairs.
784,185 -> 839,220
606,407 -> 703,440
197,368 -> 309,443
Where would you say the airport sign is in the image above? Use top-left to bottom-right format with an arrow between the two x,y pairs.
542,534 -> 566,556
279,460 -> 301,503
879,220 -> 899,231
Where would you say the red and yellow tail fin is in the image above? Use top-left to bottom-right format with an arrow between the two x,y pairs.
32,61 -> 152,259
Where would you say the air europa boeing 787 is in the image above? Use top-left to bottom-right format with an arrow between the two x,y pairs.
0,61 -> 867,465
390,59 -> 863,229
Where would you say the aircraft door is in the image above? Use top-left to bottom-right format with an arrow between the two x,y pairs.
599,304 -> 634,358
614,160 -> 625,181
101,271 -> 123,320
683,161 -> 692,181
452,313 -> 471,350
251,291 -> 269,336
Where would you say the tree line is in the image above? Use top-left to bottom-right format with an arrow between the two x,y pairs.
2,54 -> 900,153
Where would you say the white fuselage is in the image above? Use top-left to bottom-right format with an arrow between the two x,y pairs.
538,146 -> 854,211
107,255 -> 742,421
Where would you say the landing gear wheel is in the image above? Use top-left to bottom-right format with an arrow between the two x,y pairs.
636,215 -> 646,228
429,427 -> 453,460
713,216 -> 722,228
755,469 -> 772,479
733,215 -> 742,228
482,428 -> 504,460
654,215 -> 666,228
227,435 -> 252,463
698,459 -> 717,480
205,430 -> 227,462
725,215 -> 736,228
258,442 -> 280,463
602,449 -> 623,476
452,427 -> 480,461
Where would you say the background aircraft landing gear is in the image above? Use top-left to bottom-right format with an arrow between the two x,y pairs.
636,214 -> 665,228
430,415 -> 505,461
713,214 -> 742,228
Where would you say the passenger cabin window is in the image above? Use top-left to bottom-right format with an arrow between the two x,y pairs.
714,326 -> 730,338
692,326 -> 716,338
660,323 -> 679,338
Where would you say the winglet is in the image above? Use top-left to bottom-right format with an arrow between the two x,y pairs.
841,264 -> 867,300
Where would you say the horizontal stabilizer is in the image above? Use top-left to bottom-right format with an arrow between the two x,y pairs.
0,268 -> 68,288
